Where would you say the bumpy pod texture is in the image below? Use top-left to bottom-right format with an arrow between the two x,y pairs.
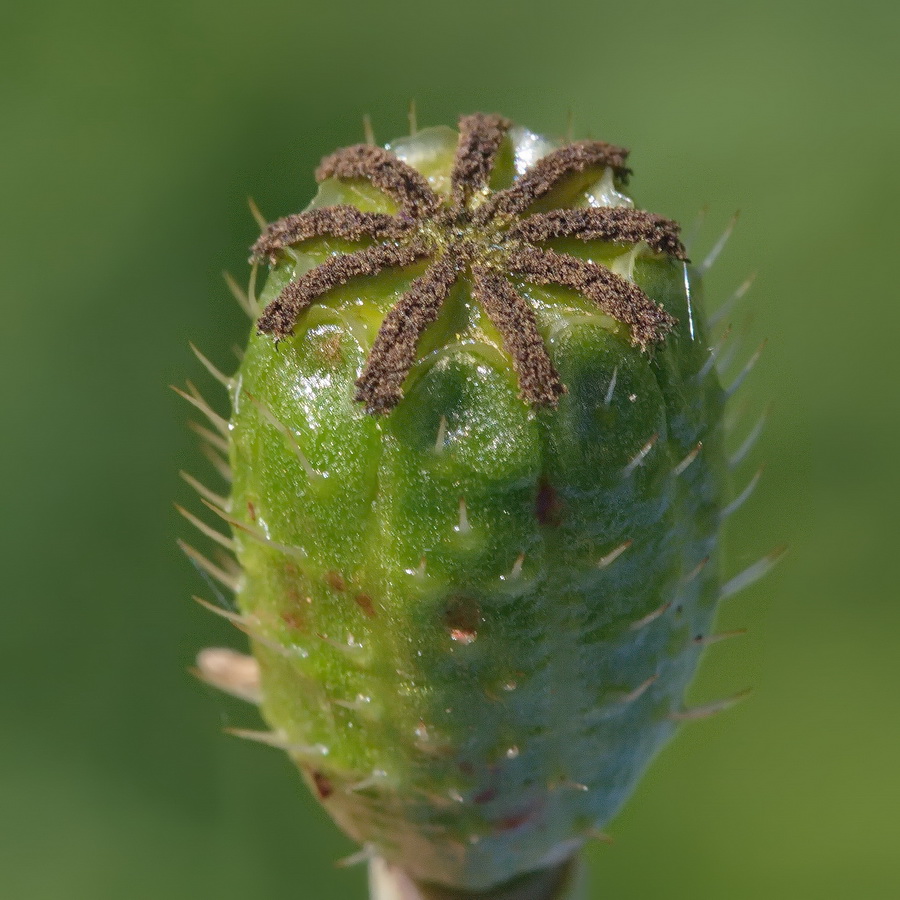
221,118 -> 728,893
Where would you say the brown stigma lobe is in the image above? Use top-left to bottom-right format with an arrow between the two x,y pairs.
506,246 -> 677,349
473,141 -> 632,225
256,241 -> 429,338
315,145 -> 439,221
450,113 -> 512,209
471,266 -> 567,406
509,208 -> 687,260
355,254 -> 465,414
255,113 -> 684,414
251,206 -> 397,265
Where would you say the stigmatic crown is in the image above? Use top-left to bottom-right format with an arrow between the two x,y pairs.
252,113 -> 685,413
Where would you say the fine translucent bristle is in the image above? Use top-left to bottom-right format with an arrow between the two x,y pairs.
720,468 -> 763,521
187,420 -> 228,455
673,442 -> 703,476
199,442 -> 233,482
720,546 -> 788,601
179,470 -> 228,510
190,342 -> 234,389
178,540 -> 240,593
597,540 -> 632,569
618,674 -> 658,705
171,382 -> 229,438
175,503 -> 235,552
622,434 -> 659,477
242,391 -> 321,482
248,196 -> 268,232
726,340 -> 767,398
709,271 -> 757,328
225,728 -> 328,756
222,270 -> 259,319
668,688 -> 752,722
699,211 -> 739,274
729,404 -> 770,468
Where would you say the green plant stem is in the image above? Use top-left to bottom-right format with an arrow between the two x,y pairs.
368,856 -> 586,900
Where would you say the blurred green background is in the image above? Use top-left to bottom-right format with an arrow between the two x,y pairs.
2,1 -> 898,897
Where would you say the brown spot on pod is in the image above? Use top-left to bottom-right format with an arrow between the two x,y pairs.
535,477 -> 562,527
474,786 -> 498,805
324,570 -> 347,592
495,798 -> 542,832
354,592 -> 377,618
310,770 -> 334,799
280,610 -> 308,632
443,595 -> 481,644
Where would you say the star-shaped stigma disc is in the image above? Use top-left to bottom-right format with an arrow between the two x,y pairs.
253,114 -> 685,414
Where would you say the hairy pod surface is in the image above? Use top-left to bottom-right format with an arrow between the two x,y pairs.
219,119 -> 729,894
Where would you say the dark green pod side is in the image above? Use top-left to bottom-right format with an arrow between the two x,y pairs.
226,126 -> 727,892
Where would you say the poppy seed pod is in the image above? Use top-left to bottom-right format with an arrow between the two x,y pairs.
181,114 -> 772,900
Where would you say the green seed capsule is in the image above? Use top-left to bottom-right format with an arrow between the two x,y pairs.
197,115 -> 738,896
